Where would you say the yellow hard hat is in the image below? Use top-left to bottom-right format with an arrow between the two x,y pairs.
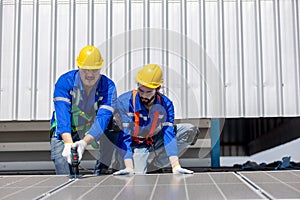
136,64 -> 163,89
76,46 -> 104,69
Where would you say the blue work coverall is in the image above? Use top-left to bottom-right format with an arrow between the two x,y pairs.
116,90 -> 195,173
50,69 -> 118,175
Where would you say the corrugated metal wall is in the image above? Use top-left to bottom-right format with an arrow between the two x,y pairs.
0,0 -> 300,120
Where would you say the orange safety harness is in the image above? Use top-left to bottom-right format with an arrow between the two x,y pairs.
131,90 -> 161,145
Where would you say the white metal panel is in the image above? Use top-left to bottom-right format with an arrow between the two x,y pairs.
94,0 -> 110,78
0,2 -> 15,120
1,0 -> 300,120
242,0 -> 262,117
205,1 -> 225,117
93,1 -> 107,47
111,1 -> 127,93
126,1 -> 144,91
18,1 -> 34,120
224,1 -> 240,117
296,0 -> 300,113
55,2 -> 71,76
36,1 -> 52,119
149,1 -> 163,66
260,1 -> 281,116
168,1 -> 185,118
75,1 -> 89,54
279,0 -> 299,116
186,1 -> 202,118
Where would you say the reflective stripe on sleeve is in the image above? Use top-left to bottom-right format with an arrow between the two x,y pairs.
128,113 -> 162,121
162,122 -> 173,127
53,97 -> 71,104
99,105 -> 114,113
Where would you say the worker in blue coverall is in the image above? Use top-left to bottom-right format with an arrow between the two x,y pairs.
50,45 -> 118,175
113,64 -> 199,175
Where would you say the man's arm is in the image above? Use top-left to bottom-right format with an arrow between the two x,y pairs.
85,78 -> 117,141
61,133 -> 73,143
116,94 -> 134,160
113,93 -> 135,175
162,100 -> 178,157
163,99 -> 194,174
53,73 -> 73,140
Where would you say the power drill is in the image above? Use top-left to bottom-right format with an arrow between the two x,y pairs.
71,146 -> 79,178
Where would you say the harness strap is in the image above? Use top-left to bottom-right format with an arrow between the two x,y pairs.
132,90 -> 140,139
71,87 -> 95,132
131,90 -> 161,145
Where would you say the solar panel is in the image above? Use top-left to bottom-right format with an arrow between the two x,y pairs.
1,171 -> 299,200
240,171 -> 300,199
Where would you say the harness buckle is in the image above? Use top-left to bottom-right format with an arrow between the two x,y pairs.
132,136 -> 154,145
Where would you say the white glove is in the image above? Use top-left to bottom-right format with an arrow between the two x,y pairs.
62,143 -> 73,164
172,165 -> 194,174
113,168 -> 134,175
72,140 -> 87,162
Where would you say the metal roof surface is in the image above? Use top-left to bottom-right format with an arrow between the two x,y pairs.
1,171 -> 300,200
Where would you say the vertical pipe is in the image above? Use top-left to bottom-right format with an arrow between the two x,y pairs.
274,0 -> 284,116
88,0 -> 94,45
31,0 -> 39,119
125,0 -> 131,91
211,119 -> 220,168
0,0 -> 3,111
142,0 -> 149,64
125,0 -> 128,90
49,0 -> 57,117
218,0 -> 225,117
164,0 -> 169,96
13,0 -> 21,120
143,0 -> 146,65
105,0 -> 109,74
292,0 -> 300,114
105,0 -> 112,77
126,0 -> 132,90
69,0 -> 75,69
161,0 -> 165,94
198,0 -> 201,116
184,1 -> 188,118
200,0 -> 207,117
109,0 -> 113,78
181,0 -> 187,118
145,0 -> 150,64
236,0 -> 245,116
255,0 -> 264,116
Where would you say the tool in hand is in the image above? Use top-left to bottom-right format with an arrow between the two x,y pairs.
71,146 -> 79,179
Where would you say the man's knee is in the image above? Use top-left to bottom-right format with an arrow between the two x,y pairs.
186,126 -> 200,145
176,123 -> 200,145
